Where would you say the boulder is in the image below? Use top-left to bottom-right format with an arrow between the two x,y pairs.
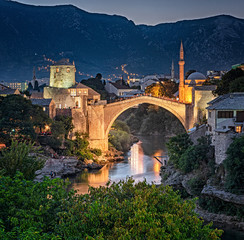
201,184 -> 244,205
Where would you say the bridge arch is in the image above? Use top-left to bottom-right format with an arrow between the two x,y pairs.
104,96 -> 188,139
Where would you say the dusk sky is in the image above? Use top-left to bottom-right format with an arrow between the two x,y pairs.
15,0 -> 244,25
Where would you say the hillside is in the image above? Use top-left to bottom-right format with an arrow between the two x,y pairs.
0,0 -> 243,81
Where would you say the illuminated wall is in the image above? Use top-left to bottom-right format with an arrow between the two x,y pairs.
50,64 -> 76,88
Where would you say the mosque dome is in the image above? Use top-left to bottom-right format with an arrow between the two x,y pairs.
187,72 -> 206,80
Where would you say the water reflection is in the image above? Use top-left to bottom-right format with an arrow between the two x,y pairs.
69,135 -> 168,194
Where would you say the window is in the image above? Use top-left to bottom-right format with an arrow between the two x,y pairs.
43,107 -> 46,111
236,126 -> 242,133
209,111 -> 211,118
67,67 -> 70,73
217,111 -> 233,118
236,111 -> 244,122
56,68 -> 59,73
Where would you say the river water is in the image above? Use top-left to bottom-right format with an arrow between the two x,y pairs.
69,135 -> 244,240
69,135 -> 167,194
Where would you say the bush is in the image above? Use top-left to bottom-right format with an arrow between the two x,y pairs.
90,148 -> 102,156
199,196 -> 244,220
166,133 -> 193,168
0,141 -> 44,180
109,129 -> 132,152
188,176 -> 206,196
76,149 -> 94,161
223,136 -> 244,194
0,174 -> 223,239
38,135 -> 62,150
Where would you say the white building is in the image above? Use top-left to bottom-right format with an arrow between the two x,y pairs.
105,82 -> 135,97
206,93 -> 244,164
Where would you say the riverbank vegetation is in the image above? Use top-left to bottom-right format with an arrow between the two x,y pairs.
108,120 -> 133,152
0,95 -> 102,163
163,133 -> 244,221
0,172 -> 222,239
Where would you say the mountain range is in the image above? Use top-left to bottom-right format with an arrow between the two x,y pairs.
0,0 -> 244,81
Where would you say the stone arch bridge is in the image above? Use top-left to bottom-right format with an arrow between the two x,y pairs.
85,96 -> 195,151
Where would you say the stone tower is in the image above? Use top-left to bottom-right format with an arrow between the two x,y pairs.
178,41 -> 185,102
50,59 -> 76,88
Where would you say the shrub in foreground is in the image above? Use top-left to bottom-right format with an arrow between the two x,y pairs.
0,174 -> 222,239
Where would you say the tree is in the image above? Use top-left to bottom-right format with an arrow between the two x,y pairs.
51,121 -> 65,139
145,82 -> 164,97
0,141 -> 44,180
0,95 -> 51,143
166,133 -> 193,168
223,136 -> 244,194
0,176 -> 223,239
54,115 -> 74,139
145,81 -> 178,98
95,73 -> 102,80
229,76 -> 244,93
214,68 -> 244,95
0,95 -> 36,141
34,80 -> 39,91
27,82 -> 33,91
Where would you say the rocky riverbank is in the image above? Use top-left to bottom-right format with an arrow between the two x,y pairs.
35,147 -> 125,182
161,165 -> 244,231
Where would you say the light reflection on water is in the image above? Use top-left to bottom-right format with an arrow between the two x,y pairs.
68,135 -> 167,195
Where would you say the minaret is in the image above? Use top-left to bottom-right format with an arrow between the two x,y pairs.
178,41 -> 185,102
171,60 -> 175,81
33,66 -> 36,81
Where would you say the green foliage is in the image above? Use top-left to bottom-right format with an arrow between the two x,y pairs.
51,121 -> 65,139
0,175 -> 222,239
187,176 -> 206,196
38,136 -> 62,150
54,115 -> 74,139
145,80 -> 178,98
179,146 -> 201,173
229,76 -> 244,92
76,149 -> 94,161
166,133 -> 193,168
111,119 -> 130,133
90,148 -> 102,156
167,135 -> 215,175
0,141 -> 44,180
214,68 -> 244,95
124,104 -> 185,136
0,173 -> 74,239
109,129 -> 132,152
199,196 -> 244,220
0,95 -> 51,142
179,137 -> 210,174
63,133 -> 95,160
223,136 -> 244,194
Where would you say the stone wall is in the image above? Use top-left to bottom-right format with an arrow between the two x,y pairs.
189,124 -> 207,145
214,131 -> 236,164
71,108 -> 88,135
194,89 -> 215,123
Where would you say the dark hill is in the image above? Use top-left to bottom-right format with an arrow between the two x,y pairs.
0,0 -> 243,81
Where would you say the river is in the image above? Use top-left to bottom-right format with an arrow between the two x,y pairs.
69,135 -> 166,194
69,135 -> 244,240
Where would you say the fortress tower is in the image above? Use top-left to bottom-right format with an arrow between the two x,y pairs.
49,58 -> 76,88
178,41 -> 185,102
